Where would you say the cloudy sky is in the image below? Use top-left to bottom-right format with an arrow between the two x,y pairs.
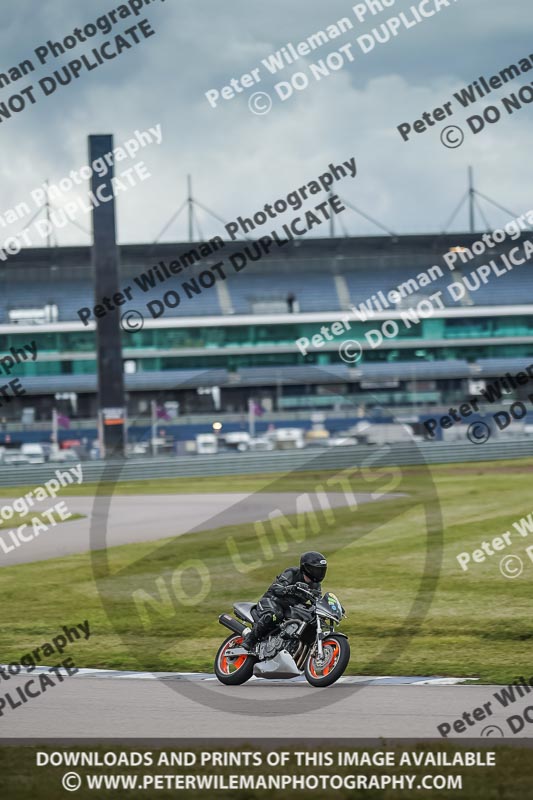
0,0 -> 531,246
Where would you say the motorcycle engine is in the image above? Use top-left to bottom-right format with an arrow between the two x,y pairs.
260,634 -> 284,659
260,621 -> 301,660
282,621 -> 300,638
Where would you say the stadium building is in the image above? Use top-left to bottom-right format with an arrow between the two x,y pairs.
1,232 -> 533,443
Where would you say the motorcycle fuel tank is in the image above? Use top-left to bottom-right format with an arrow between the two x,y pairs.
253,649 -> 301,679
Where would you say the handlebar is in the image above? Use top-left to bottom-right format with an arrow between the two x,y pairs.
292,583 -> 319,600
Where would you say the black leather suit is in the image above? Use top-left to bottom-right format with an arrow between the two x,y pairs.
251,566 -> 321,642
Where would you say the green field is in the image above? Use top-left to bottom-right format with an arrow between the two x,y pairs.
0,459 -> 531,683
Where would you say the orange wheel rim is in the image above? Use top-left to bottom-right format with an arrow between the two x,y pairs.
309,640 -> 340,678
218,636 -> 247,675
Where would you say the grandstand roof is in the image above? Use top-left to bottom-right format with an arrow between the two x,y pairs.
0,231 -> 516,276
2,232 -> 532,323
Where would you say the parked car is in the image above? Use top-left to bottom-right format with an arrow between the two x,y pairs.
2,451 -> 31,465
49,449 -> 79,462
196,434 -> 218,454
20,443 -> 47,464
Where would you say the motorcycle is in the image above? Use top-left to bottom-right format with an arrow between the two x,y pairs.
214,584 -> 350,687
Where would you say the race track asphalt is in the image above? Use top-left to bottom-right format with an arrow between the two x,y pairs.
0,670 -> 523,740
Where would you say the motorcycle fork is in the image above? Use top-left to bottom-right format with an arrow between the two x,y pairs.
316,617 -> 324,659
315,619 -> 335,660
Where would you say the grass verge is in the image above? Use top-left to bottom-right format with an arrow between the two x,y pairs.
0,459 -> 531,682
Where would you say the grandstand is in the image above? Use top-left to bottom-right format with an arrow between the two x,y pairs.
1,232 -> 533,435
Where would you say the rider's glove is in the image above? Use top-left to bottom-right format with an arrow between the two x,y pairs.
285,584 -> 299,596
293,582 -> 314,599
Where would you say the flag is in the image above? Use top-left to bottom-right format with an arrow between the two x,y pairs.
156,405 -> 171,421
57,413 -> 70,429
248,398 -> 264,437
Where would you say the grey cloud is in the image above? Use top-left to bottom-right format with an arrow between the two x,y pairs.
0,0 -> 530,246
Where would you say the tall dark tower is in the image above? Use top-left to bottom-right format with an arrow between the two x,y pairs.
89,134 -> 126,457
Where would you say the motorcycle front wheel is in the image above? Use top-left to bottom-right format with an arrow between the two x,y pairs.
214,633 -> 256,685
304,635 -> 350,687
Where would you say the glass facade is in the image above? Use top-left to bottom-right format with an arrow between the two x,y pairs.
5,313 -> 533,377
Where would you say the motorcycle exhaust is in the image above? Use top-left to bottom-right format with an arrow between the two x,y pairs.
294,642 -> 310,671
219,613 -> 246,636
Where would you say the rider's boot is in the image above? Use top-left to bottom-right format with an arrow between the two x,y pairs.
241,628 -> 259,651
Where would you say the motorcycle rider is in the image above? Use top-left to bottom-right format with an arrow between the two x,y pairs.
241,551 -> 327,651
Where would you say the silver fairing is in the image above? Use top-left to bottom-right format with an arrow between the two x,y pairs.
253,649 -> 301,679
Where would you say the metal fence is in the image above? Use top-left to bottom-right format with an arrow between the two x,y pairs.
0,439 -> 531,487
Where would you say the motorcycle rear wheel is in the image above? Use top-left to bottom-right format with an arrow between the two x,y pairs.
304,635 -> 350,687
214,633 -> 256,685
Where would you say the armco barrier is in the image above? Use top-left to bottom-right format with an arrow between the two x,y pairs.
0,439 -> 531,487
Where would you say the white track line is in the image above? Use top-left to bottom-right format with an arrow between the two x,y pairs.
0,665 -> 476,685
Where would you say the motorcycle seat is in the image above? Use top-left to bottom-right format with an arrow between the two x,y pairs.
233,602 -> 257,623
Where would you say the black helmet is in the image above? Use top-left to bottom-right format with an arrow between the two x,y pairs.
300,551 -> 327,582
